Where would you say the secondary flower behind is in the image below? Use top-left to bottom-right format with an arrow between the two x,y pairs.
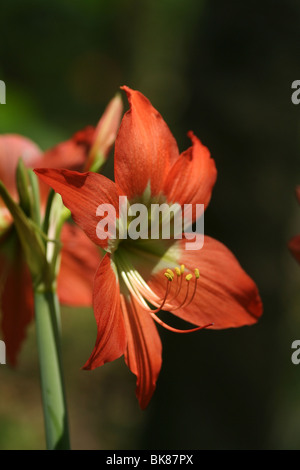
35,86 -> 263,409
0,94 -> 123,365
0,136 -> 101,366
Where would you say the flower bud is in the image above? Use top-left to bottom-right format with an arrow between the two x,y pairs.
84,93 -> 123,172
16,158 -> 31,216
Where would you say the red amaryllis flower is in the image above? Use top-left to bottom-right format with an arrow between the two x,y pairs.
35,86 -> 263,409
288,186 -> 300,263
0,135 -> 101,366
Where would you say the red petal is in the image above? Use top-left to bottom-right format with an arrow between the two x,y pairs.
0,135 -> 41,199
34,168 -> 120,250
288,234 -> 300,264
0,238 -> 34,366
121,293 -> 162,410
57,224 -> 102,306
164,131 -> 217,216
114,86 -> 179,200
38,127 -> 95,171
83,254 -> 126,369
148,236 -> 263,329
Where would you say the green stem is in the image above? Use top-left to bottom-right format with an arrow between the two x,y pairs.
34,288 -> 70,450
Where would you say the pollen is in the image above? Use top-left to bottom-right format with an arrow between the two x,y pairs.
164,272 -> 173,281
166,268 -> 174,278
117,249 -> 204,331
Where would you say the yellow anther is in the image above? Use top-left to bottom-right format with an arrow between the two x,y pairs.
166,268 -> 174,279
174,267 -> 181,276
194,268 -> 200,279
180,264 -> 185,274
164,272 -> 173,282
185,273 -> 193,282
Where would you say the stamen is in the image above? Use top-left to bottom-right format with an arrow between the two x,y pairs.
164,272 -> 173,282
150,273 -> 173,313
149,311 -> 214,334
118,249 -> 161,304
171,274 -> 193,311
116,249 -> 201,326
166,268 -> 174,279
120,269 -> 149,309
167,265 -> 182,302
184,268 -> 199,308
129,269 -> 161,302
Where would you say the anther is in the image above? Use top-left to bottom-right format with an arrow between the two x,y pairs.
194,268 -> 200,279
174,267 -> 181,276
180,264 -> 185,274
185,273 -> 193,281
164,272 -> 173,282
166,268 -> 174,279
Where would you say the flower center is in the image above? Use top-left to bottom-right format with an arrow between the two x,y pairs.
115,249 -> 212,333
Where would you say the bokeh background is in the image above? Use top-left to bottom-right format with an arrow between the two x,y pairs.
1,0 -> 300,450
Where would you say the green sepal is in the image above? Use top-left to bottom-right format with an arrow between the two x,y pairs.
16,158 -> 32,217
28,169 -> 41,226
16,159 -> 41,226
88,152 -> 106,173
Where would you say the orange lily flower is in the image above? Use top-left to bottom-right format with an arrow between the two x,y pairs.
35,86 -> 263,409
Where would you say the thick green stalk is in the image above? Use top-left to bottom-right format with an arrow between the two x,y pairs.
34,288 -> 70,450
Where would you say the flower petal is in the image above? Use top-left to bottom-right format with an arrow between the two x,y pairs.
0,235 -> 34,366
0,135 -> 41,199
83,254 -> 126,369
148,236 -> 263,329
288,234 -> 300,264
164,131 -> 217,216
114,86 -> 179,200
57,223 -> 102,306
121,293 -> 162,409
34,168 -> 120,250
38,127 -> 95,171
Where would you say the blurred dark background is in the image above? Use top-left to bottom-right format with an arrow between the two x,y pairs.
1,0 -> 300,450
